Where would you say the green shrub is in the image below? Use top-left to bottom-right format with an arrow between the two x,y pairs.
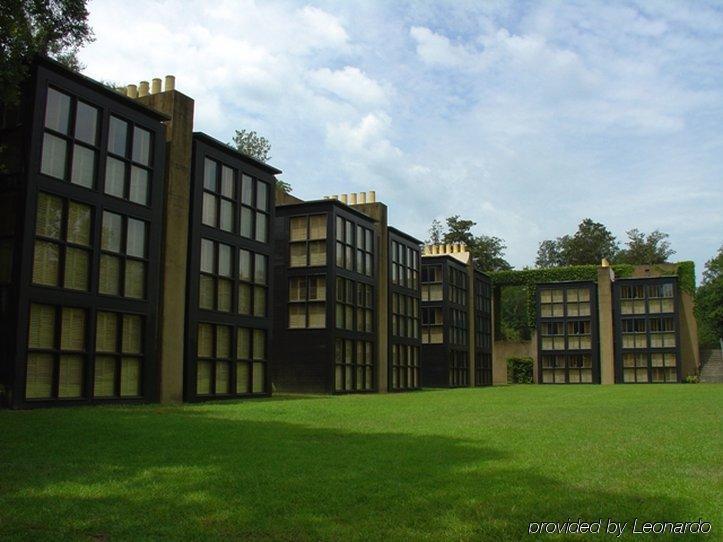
683,375 -> 700,384
507,357 -> 534,384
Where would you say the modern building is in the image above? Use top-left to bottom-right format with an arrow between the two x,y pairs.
0,57 -> 283,408
420,243 -> 493,388
494,261 -> 699,384
272,191 -> 422,394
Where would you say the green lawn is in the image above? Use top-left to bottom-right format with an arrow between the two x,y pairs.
1,385 -> 721,541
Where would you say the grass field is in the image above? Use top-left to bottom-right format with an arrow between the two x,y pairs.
0,385 -> 721,541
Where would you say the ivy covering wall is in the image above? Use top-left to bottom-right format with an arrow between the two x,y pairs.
490,262 -> 695,329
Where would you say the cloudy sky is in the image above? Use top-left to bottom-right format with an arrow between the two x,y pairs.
79,0 -> 723,278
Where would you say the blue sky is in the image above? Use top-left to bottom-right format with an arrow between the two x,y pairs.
79,0 -> 723,279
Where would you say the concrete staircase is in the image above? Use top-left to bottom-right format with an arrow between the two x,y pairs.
700,348 -> 723,383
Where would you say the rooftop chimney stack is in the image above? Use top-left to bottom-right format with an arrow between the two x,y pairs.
164,75 -> 175,92
139,81 -> 149,97
126,84 -> 138,98
151,78 -> 162,95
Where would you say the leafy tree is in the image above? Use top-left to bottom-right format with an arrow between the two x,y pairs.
535,219 -> 619,267
499,286 -> 530,341
618,229 -> 675,264
429,215 -> 511,271
1,0 -> 94,105
231,129 -> 291,193
427,219 -> 443,244
696,245 -> 723,346
232,129 -> 271,163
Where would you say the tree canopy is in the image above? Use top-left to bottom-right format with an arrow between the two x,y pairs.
427,215 -> 511,272
696,245 -> 723,346
536,219 -> 675,267
1,0 -> 93,105
231,129 -> 292,193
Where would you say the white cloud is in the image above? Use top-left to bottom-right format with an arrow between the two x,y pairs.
308,66 -> 388,107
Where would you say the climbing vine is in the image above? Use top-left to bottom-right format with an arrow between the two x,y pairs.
490,262 -> 693,329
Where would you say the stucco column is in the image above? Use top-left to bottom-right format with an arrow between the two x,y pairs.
597,264 -> 615,384
137,90 -> 195,402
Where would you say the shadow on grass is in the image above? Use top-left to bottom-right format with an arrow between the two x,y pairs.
0,408 -> 701,541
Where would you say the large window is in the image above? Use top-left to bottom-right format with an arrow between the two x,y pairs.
540,289 -> 564,317
335,216 -> 372,275
334,277 -> 372,332
475,353 -> 492,386
202,158 -> 235,232
40,87 -> 100,190
392,293 -> 419,339
449,308 -> 467,345
391,344 -> 420,390
104,116 -> 153,205
99,211 -> 147,299
421,265 -> 443,301
94,311 -> 144,398
334,338 -> 374,392
391,241 -> 419,289
196,324 -> 267,396
449,268 -> 467,306
32,192 -> 91,291
288,275 -> 326,328
449,350 -> 468,387
25,303 -> 87,400
541,354 -> 592,384
421,307 -> 443,344
289,214 -> 326,267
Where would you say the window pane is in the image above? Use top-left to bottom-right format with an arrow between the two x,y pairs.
221,166 -> 234,197
32,241 -> 59,286
67,202 -> 91,245
126,219 -> 146,258
241,174 -> 253,205
217,278 -> 232,312
204,158 -> 217,191
309,214 -> 326,239
59,355 -> 83,398
289,277 -> 306,301
220,199 -> 233,232
240,207 -> 253,238
234,282 -> 250,314
71,145 -> 96,188
108,116 -> 128,156
59,308 -> 85,350
99,255 -> 121,295
215,361 -> 230,394
196,361 -> 211,395
252,363 -> 265,393
40,133 -> 67,180
26,353 -> 54,399
122,314 -> 143,354
63,247 -> 89,290
101,212 -> 122,252
129,166 -> 149,205
200,239 -> 214,273
309,276 -> 326,301
308,303 -> 326,328
289,304 -> 306,328
239,249 -> 252,281
237,362 -> 250,394
44,88 -> 71,134
132,126 -> 151,166
197,323 -> 213,357
36,192 -> 62,238
255,213 -> 267,242
124,260 -> 145,299
290,216 -> 307,241
253,329 -> 265,360
309,241 -> 326,266
202,193 -> 216,227
95,312 -> 117,352
28,303 -> 55,349
93,356 -> 116,397
217,325 -> 231,358
253,286 -> 265,317
256,181 -> 268,211
289,243 -> 307,267
74,101 -> 98,145
105,157 -> 126,198
199,275 -> 214,309
237,328 -> 250,359
218,244 -> 232,276
254,254 -> 267,284
120,357 -> 141,396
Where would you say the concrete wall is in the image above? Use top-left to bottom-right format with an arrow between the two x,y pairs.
493,334 -> 536,384
679,290 -> 701,378
136,90 -> 195,403
597,266 -> 616,384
